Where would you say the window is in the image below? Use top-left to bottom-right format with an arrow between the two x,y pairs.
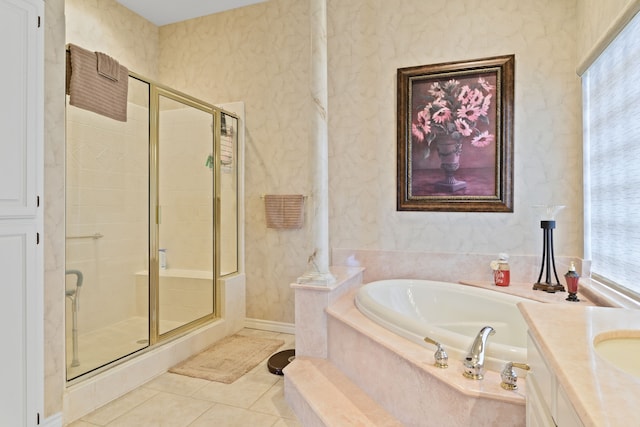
582,10 -> 640,300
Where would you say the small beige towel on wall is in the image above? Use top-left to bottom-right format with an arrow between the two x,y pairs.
66,44 -> 128,122
264,195 -> 305,229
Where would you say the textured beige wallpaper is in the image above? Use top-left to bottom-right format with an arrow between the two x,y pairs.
576,0 -> 634,64
158,0 -> 313,324
65,0 -> 159,79
157,0 -> 588,324
44,0 -> 66,418
327,0 -> 583,257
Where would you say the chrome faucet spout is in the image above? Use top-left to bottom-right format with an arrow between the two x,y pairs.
463,326 -> 495,380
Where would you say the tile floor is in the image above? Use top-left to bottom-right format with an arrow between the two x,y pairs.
67,329 -> 301,427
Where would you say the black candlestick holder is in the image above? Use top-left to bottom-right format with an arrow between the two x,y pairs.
533,220 -> 565,293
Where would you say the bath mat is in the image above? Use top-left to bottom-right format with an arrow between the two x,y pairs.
169,334 -> 284,384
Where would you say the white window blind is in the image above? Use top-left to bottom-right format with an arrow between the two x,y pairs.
583,10 -> 640,299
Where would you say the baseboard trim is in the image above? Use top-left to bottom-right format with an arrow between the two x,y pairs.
244,318 -> 295,334
42,412 -> 63,427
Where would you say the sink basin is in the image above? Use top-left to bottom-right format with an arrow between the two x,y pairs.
594,330 -> 640,378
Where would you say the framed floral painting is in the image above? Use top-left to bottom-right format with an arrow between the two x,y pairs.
397,55 -> 514,212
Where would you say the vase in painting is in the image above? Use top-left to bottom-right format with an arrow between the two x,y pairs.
435,138 -> 467,192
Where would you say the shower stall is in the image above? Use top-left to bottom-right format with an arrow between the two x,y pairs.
65,74 -> 239,381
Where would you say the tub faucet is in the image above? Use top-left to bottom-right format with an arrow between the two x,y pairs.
463,326 -> 495,380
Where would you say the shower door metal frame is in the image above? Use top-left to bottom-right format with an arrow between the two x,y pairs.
65,70 -> 238,382
147,78 -> 234,344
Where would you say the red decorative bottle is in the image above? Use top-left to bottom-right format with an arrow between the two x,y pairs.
491,254 -> 510,287
564,262 -> 580,302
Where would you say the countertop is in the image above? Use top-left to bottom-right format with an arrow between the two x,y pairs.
518,302 -> 640,427
460,280 -> 596,306
462,280 -> 639,425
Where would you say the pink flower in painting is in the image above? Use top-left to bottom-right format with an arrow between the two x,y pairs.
471,131 -> 494,147
480,93 -> 492,116
433,98 -> 448,108
455,119 -> 473,136
428,82 -> 446,98
412,123 -> 425,142
411,74 -> 496,158
444,79 -> 460,90
457,85 -> 471,103
467,88 -> 484,106
457,105 -> 481,122
478,77 -> 495,92
417,108 -> 431,134
432,107 -> 452,124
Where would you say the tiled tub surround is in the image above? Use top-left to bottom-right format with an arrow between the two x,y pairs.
286,264 -> 598,426
325,286 -> 527,427
291,266 -> 366,359
519,303 -> 640,426
332,248 -> 590,287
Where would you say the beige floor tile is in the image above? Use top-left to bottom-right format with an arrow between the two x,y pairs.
271,418 -> 302,427
106,392 -> 213,427
250,359 -> 285,380
69,331 -> 298,427
250,380 -> 296,419
67,420 -> 101,427
142,372 -> 210,397
191,371 -> 279,408
81,387 -> 159,425
276,333 -> 295,349
188,403 -> 278,427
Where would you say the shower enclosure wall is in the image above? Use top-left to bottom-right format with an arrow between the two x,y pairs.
65,74 -> 239,381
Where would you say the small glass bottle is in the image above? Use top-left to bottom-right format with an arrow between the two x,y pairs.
491,253 -> 510,287
564,262 -> 580,302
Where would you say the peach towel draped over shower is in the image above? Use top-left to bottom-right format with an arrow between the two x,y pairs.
66,43 -> 129,122
264,195 -> 305,229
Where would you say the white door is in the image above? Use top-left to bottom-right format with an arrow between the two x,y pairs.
0,0 -> 44,425
0,0 -> 41,218
0,224 -> 39,426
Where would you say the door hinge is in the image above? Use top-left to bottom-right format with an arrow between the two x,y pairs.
37,412 -> 40,425
37,195 -> 40,207
36,233 -> 40,245
37,16 -> 41,28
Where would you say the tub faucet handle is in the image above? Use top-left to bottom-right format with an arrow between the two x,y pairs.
424,337 -> 448,368
500,362 -> 530,390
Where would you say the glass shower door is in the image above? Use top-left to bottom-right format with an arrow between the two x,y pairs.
156,91 -> 215,336
219,112 -> 239,276
65,77 -> 150,380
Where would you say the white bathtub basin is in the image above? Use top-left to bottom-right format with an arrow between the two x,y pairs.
355,279 -> 536,373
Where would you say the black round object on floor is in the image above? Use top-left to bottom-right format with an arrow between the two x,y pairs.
267,349 -> 295,375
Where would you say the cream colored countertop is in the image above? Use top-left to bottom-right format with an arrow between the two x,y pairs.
518,302 -> 640,427
460,280 -> 596,306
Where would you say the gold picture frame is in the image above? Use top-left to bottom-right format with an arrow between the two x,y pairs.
397,55 -> 514,212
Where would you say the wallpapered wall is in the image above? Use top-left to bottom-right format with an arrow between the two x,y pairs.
158,1 -> 313,324
158,0 -> 584,323
576,0 -> 633,62
327,0 -> 583,255
43,0 -> 631,416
